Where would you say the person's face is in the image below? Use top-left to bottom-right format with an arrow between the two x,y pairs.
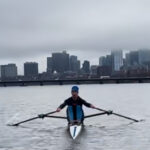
71,91 -> 78,99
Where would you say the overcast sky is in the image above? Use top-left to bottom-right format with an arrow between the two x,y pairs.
0,0 -> 150,74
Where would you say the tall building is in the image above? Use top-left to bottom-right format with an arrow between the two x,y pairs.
69,55 -> 80,72
52,51 -> 69,73
111,50 -> 123,71
91,65 -> 98,75
82,60 -> 90,74
138,49 -> 150,65
105,55 -> 112,67
24,62 -> 38,77
99,56 -> 105,66
130,51 -> 139,66
125,51 -> 139,66
0,66 -> 2,78
0,64 -> 17,79
97,66 -> 112,76
47,57 -> 53,73
125,53 -> 130,66
99,55 -> 112,67
77,60 -> 81,72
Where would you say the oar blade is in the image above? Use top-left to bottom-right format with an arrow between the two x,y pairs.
8,123 -> 19,126
7,110 -> 57,127
95,107 -> 141,123
112,112 -> 140,122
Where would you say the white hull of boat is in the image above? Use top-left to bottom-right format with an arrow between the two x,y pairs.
69,124 -> 82,139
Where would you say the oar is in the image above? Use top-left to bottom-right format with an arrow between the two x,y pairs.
46,115 -> 67,119
95,108 -> 140,122
85,112 -> 107,119
10,111 -> 57,126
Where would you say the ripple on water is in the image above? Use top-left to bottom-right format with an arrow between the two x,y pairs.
0,84 -> 150,150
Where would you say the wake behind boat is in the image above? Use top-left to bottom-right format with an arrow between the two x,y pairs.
8,109 -> 142,140
8,86 -> 142,140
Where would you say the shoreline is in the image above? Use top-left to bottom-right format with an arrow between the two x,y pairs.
1,77 -> 150,87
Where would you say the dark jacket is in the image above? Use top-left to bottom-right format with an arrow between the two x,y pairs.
58,96 -> 91,109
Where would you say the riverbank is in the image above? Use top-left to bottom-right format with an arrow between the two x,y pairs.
1,77 -> 150,87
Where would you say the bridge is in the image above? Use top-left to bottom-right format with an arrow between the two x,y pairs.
0,77 -> 150,87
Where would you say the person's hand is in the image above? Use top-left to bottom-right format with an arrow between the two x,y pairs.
56,108 -> 61,112
106,110 -> 113,115
38,114 -> 46,119
90,105 -> 96,109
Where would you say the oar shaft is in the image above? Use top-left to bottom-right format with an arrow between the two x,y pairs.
12,111 -> 57,126
95,108 -> 139,122
45,111 -> 57,116
85,112 -> 107,119
112,112 -> 139,122
46,116 -> 67,119
13,116 -> 39,126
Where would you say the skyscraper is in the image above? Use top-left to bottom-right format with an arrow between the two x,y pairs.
77,60 -> 81,72
99,55 -> 112,67
82,60 -> 90,74
69,55 -> 80,72
91,65 -> 98,75
99,56 -> 105,66
111,50 -> 123,71
125,51 -> 139,66
52,51 -> 69,73
0,64 -> 18,79
47,57 -> 53,73
125,53 -> 130,66
24,62 -> 38,77
138,49 -> 150,65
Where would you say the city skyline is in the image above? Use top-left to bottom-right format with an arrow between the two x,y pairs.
0,50 -> 108,75
0,49 -> 127,75
0,50 -> 107,75
1,49 -> 150,77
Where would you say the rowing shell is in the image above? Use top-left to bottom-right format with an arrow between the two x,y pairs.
69,123 -> 83,139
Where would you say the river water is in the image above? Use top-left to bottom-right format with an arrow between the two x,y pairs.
0,84 -> 150,150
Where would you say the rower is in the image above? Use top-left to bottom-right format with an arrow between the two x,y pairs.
56,86 -> 96,124
38,86 -> 112,120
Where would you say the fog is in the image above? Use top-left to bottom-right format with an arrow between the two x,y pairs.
0,0 -> 150,74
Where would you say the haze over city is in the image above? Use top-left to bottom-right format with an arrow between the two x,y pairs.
0,0 -> 150,74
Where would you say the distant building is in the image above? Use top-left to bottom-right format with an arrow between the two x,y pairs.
69,55 -> 80,72
125,51 -> 139,66
69,55 -> 77,71
77,60 -> 81,72
82,60 -> 90,74
130,51 -> 139,66
138,49 -> 150,65
52,51 -> 69,73
91,65 -> 98,75
24,62 -> 38,77
111,50 -> 123,71
125,49 -> 150,67
99,56 -> 105,66
47,57 -> 53,73
99,55 -> 112,67
105,55 -> 112,67
97,66 -> 112,76
125,53 -> 130,67
0,64 -> 17,80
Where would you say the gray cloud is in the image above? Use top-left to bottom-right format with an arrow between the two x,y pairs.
0,0 -> 150,73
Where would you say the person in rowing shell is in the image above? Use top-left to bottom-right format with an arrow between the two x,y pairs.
38,86 -> 112,123
56,86 -> 96,124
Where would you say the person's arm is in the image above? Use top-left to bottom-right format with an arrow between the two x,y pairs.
81,98 -> 96,108
56,100 -> 67,112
